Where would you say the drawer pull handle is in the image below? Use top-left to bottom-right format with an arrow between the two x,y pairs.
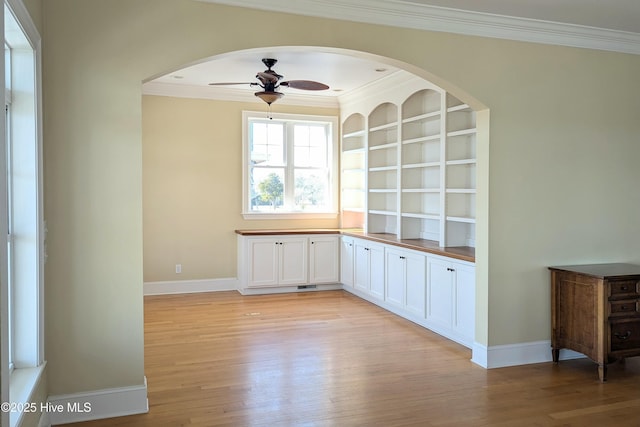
614,331 -> 632,340
447,267 -> 455,272
621,286 -> 629,291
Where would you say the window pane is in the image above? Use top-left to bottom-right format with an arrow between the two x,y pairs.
250,167 -> 285,212
251,121 -> 284,166
294,124 -> 327,168
294,169 -> 329,211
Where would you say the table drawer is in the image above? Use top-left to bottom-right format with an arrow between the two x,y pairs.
610,320 -> 640,351
610,300 -> 640,317
609,280 -> 640,298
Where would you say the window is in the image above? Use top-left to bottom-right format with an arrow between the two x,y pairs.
243,111 -> 338,219
2,2 -> 44,426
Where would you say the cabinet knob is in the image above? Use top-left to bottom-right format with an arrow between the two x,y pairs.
614,330 -> 632,340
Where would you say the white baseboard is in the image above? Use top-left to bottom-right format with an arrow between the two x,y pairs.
472,340 -> 585,369
144,278 -> 238,295
46,377 -> 148,426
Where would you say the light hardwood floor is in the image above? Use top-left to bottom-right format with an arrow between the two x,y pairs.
65,290 -> 640,426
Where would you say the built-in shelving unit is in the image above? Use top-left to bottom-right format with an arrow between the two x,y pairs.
340,113 -> 366,228
339,71 -> 476,248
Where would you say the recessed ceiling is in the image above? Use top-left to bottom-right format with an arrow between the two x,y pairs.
143,49 -> 402,107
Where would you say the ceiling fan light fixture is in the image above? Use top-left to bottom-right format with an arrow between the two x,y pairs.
255,90 -> 284,105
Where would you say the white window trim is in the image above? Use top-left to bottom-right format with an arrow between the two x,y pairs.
241,110 -> 339,220
2,1 -> 44,427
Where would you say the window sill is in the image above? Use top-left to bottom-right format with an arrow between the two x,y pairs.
242,212 -> 339,220
9,362 -> 46,427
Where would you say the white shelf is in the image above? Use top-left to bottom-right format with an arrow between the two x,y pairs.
369,142 -> 398,151
369,209 -> 396,216
343,129 -> 366,138
402,188 -> 440,193
447,128 -> 476,138
402,212 -> 440,220
446,159 -> 476,166
402,162 -> 440,169
446,103 -> 470,113
340,84 -> 475,248
402,110 -> 440,123
446,216 -> 476,224
369,122 -> 398,132
369,166 -> 397,172
402,134 -> 440,145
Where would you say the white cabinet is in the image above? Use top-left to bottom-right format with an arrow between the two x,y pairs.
453,263 -> 476,342
247,236 -> 308,288
238,233 -> 341,294
427,255 -> 475,346
340,236 -> 355,287
342,236 -> 475,348
426,257 -> 455,329
354,239 -> 385,300
385,246 -> 426,317
309,235 -> 339,284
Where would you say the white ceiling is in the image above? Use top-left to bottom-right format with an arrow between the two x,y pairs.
144,1 -> 640,105
143,49 -> 401,107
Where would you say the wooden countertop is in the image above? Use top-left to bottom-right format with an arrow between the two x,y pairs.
549,263 -> 640,279
235,229 -> 475,263
235,229 -> 341,236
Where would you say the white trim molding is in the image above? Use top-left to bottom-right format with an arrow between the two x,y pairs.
197,0 -> 640,55
46,377 -> 148,426
144,278 -> 238,295
472,340 -> 585,369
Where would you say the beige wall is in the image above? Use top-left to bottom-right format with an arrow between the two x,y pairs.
42,0 -> 640,396
142,95 -> 339,282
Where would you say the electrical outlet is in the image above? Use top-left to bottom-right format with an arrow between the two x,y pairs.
175,264 -> 182,274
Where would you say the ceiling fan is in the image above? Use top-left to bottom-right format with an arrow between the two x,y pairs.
208,58 -> 330,106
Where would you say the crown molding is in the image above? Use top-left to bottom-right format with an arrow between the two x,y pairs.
142,81 -> 339,108
197,0 -> 640,55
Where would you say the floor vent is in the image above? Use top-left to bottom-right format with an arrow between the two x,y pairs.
297,285 -> 317,290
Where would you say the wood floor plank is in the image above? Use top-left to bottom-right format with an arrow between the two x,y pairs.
62,290 -> 640,426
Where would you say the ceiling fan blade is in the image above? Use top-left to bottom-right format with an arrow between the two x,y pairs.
208,82 -> 258,86
280,80 -> 329,91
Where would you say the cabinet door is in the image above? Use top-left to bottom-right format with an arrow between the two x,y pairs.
309,236 -> 339,284
405,252 -> 426,317
340,236 -> 355,287
354,241 -> 371,292
369,243 -> 385,300
427,257 -> 454,328
248,238 -> 279,287
454,263 -> 475,343
279,237 -> 308,286
385,248 -> 406,308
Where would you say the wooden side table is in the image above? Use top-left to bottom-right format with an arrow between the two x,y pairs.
549,263 -> 640,381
